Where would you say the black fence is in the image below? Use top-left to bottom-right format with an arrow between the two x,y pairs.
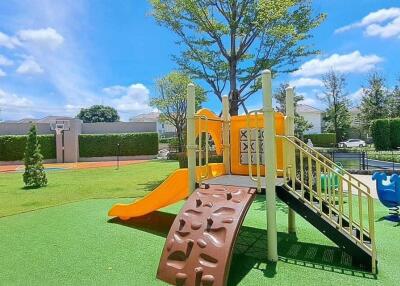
322,150 -> 400,171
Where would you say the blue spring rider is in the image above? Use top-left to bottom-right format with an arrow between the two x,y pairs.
372,172 -> 400,222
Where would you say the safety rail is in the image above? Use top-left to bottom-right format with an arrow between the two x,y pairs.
289,136 -> 371,195
279,135 -> 376,273
195,114 -> 223,185
245,110 -> 263,192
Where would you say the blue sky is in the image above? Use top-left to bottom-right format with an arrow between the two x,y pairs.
0,0 -> 399,121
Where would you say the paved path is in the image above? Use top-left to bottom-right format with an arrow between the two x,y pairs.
352,174 -> 378,199
0,159 -> 149,173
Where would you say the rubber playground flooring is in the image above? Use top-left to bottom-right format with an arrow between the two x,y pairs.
0,196 -> 399,285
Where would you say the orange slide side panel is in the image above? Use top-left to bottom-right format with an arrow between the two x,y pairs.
108,163 -> 226,219
195,109 -> 223,156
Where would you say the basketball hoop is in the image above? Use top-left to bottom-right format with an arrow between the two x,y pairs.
50,120 -> 70,135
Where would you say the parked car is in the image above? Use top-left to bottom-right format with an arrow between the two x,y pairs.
338,139 -> 366,148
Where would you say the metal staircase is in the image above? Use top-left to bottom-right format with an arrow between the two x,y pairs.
277,135 -> 377,273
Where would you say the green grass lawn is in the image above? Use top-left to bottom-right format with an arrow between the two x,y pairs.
0,160 -> 179,217
0,161 -> 399,285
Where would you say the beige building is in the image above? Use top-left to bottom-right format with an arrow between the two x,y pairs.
130,112 -> 176,137
296,104 -> 323,134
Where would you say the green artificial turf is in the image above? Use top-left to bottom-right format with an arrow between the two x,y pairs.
0,160 -> 179,217
0,161 -> 399,285
0,194 -> 399,285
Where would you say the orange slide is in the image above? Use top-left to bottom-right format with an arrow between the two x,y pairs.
108,169 -> 189,219
108,163 -> 226,219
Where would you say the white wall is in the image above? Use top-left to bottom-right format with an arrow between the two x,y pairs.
299,112 -> 322,134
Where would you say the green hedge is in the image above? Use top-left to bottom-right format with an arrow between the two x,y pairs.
303,133 -> 336,147
371,119 -> 391,150
390,118 -> 400,149
0,135 -> 56,161
79,132 -> 158,157
176,152 -> 223,168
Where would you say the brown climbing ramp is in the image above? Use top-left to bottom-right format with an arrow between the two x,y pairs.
157,185 -> 257,286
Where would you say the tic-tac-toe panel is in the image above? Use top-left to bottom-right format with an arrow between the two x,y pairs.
230,113 -> 285,176
239,129 -> 265,165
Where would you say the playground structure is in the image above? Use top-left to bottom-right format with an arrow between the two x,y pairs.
109,70 -> 377,285
372,172 -> 400,222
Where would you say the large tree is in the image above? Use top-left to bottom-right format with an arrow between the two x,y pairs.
150,0 -> 325,115
387,78 -> 400,118
274,83 -> 313,137
76,105 -> 120,123
359,73 -> 389,130
320,71 -> 351,143
151,72 -> 206,152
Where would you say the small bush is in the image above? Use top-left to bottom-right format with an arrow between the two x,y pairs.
371,119 -> 391,151
23,125 -> 47,188
390,118 -> 400,149
303,133 -> 336,147
0,135 -> 56,161
79,132 -> 158,157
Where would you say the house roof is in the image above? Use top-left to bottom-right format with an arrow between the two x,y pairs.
4,116 -> 74,123
130,112 -> 160,122
296,104 -> 323,113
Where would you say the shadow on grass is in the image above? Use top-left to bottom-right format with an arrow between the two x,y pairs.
21,185 -> 46,190
109,211 -> 376,285
136,180 -> 165,192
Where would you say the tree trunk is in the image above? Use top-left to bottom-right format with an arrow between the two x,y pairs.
176,126 -> 183,153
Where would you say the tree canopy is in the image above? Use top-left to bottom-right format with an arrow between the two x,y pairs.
151,71 -> 206,151
320,71 -> 351,143
76,105 -> 120,123
150,0 -> 325,115
359,73 -> 389,130
273,83 -> 312,137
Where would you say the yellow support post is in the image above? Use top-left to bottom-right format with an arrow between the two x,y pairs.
186,83 -> 196,193
222,95 -> 231,174
263,69 -> 278,262
285,86 -> 296,234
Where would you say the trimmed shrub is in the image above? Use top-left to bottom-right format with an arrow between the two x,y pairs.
303,133 -> 336,147
0,135 -> 56,161
371,119 -> 391,151
23,125 -> 47,188
79,132 -> 158,157
177,152 -> 223,168
390,118 -> 400,149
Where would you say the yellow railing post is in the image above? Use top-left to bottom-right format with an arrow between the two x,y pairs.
186,83 -> 196,193
222,95 -> 231,174
263,69 -> 278,262
285,86 -> 296,234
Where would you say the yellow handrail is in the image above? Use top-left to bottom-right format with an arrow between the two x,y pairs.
288,136 -> 371,193
195,114 -> 209,184
278,135 -> 376,273
245,110 -> 262,192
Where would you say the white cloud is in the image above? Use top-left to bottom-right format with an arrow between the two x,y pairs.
18,27 -> 64,50
0,88 -> 33,108
0,68 -> 6,77
349,88 -> 364,101
16,58 -> 44,75
102,85 -> 129,97
292,51 -> 383,77
107,83 -> 153,113
298,97 -> 318,106
335,7 -> 400,39
0,55 -> 14,66
289,77 -> 323,88
0,31 -> 20,49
